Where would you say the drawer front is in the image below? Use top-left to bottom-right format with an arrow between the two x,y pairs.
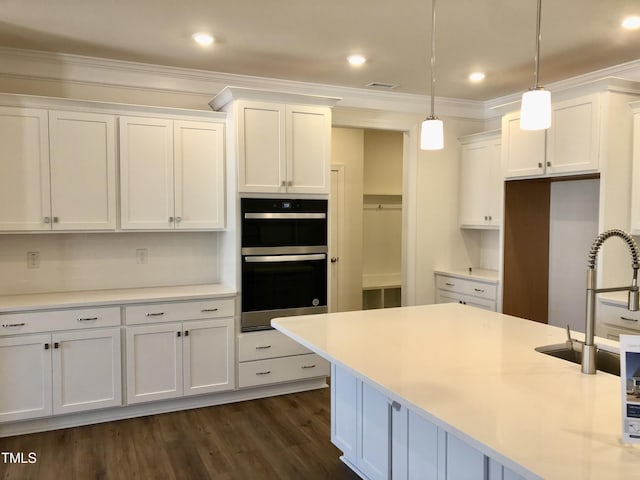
238,353 -> 329,388
0,307 -> 121,336
436,275 -> 497,300
125,298 -> 234,325
598,300 -> 640,332
238,330 -> 311,361
437,291 -> 496,311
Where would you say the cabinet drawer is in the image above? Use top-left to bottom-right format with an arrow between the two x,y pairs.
435,275 -> 497,300
125,298 -> 234,325
598,299 -> 640,332
238,353 -> 329,388
436,291 -> 496,311
0,307 -> 121,336
238,330 -> 311,361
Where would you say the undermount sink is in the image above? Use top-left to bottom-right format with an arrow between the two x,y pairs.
535,343 -> 620,376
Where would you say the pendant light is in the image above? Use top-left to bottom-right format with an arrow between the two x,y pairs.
420,0 -> 444,150
520,0 -> 551,130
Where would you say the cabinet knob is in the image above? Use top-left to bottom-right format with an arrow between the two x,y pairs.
281,181 -> 286,187
287,180 -> 293,187
546,161 -> 551,167
331,257 -> 338,263
53,217 -> 59,223
175,216 -> 182,223
177,331 -> 181,337
538,162 -> 543,168
169,217 -> 174,223
43,217 -> 51,224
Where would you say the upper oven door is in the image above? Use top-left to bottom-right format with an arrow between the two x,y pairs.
241,198 -> 327,249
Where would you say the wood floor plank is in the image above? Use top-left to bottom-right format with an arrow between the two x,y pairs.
1,388 -> 360,480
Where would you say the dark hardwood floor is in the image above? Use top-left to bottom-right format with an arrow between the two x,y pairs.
0,388 -> 361,480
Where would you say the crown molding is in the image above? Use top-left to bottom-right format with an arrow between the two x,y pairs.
0,47 -> 486,119
485,58 -> 640,116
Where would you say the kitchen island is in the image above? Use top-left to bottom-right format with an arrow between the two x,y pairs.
272,303 -> 640,480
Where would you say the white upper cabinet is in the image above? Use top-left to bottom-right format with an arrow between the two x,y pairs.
236,101 -> 331,194
49,111 -> 117,230
0,107 -> 51,231
0,107 -> 116,231
119,117 -> 225,230
459,130 -> 502,229
503,93 -> 601,179
211,87 -> 338,196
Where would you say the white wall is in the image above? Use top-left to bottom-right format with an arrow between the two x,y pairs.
0,232 -> 219,295
548,179 -> 599,332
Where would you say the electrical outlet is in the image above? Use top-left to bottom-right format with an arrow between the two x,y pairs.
136,248 -> 148,264
27,251 -> 40,269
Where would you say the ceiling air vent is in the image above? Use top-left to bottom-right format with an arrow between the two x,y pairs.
365,82 -> 399,89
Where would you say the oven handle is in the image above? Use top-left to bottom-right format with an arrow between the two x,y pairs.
244,213 -> 326,220
244,254 -> 326,263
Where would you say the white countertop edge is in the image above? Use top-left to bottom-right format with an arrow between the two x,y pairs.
0,284 -> 237,312
434,268 -> 499,284
272,319 -> 539,480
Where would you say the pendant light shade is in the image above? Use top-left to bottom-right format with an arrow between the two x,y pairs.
521,87 -> 551,130
520,0 -> 551,131
421,0 -> 444,150
421,117 -> 444,150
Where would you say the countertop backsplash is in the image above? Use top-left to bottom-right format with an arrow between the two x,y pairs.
0,232 -> 220,295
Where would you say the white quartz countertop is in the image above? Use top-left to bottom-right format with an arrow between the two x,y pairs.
434,268 -> 499,284
272,303 -> 640,480
0,284 -> 236,312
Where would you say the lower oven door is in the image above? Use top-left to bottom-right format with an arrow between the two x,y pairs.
241,253 -> 327,331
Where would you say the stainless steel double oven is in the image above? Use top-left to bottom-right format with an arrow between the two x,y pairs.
240,198 -> 328,331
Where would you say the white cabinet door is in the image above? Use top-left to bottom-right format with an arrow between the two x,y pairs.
331,363 -> 358,461
446,433 -> 486,480
49,111 -> 117,230
174,120 -> 225,230
0,334 -> 52,422
0,107 -> 51,231
546,94 -> 600,175
119,116 -> 175,230
126,323 -> 183,404
238,101 -> 286,193
502,112 -> 546,179
286,105 -> 331,194
51,328 -> 121,414
183,318 -> 234,395
459,134 -> 502,228
358,381 -> 391,480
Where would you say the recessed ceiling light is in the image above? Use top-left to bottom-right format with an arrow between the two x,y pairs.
347,55 -> 367,66
622,16 -> 640,29
469,72 -> 486,82
192,32 -> 214,46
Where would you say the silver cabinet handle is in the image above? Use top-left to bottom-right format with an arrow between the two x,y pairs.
77,317 -> 98,322
145,312 -> 165,317
169,217 -> 174,223
474,288 -> 485,293
281,180 -> 286,187
201,308 -> 218,313
538,162 -> 543,168
245,254 -> 326,263
620,316 -> 638,323
175,216 -> 182,223
255,345 -> 272,350
287,180 -> 293,187
2,322 -> 26,328
256,371 -> 271,376
301,364 -> 316,369
331,257 -> 338,263
546,161 -> 551,167
53,217 -> 59,223
445,282 -> 455,287
44,217 -> 51,224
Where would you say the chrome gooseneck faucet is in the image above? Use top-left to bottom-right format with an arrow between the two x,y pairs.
584,229 -> 640,374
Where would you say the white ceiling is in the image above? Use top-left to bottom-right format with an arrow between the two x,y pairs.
2,0 -> 640,101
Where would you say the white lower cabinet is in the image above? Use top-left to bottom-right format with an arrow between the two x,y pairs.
237,330 -> 329,388
125,299 -> 235,404
331,363 -> 390,480
332,365 -> 528,480
435,273 -> 498,312
0,326 -> 121,423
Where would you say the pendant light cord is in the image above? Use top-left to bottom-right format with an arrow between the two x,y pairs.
533,0 -> 542,88
429,0 -> 437,118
